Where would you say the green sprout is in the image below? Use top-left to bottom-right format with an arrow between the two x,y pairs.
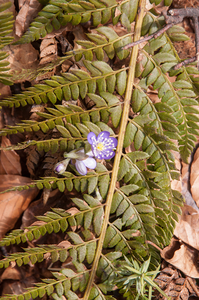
114,256 -> 170,300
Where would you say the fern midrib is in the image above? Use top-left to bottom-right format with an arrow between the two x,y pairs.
134,85 -> 164,135
3,68 -> 128,106
76,33 -> 133,52
108,222 -> 136,253
61,2 -> 117,13
115,181 -> 155,237
1,103 -> 121,134
0,171 -> 111,194
83,0 -> 146,298
0,239 -> 98,264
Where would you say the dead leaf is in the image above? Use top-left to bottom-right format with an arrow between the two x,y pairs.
40,38 -> 57,57
58,241 -> 72,249
15,0 -> 42,37
0,175 -> 38,238
0,84 -> 11,101
1,266 -> 21,281
174,204 -> 199,250
39,38 -> 57,65
0,136 -> 21,175
161,237 -> 199,278
21,189 -> 64,228
155,263 -> 197,300
5,44 -> 39,80
171,179 -> 182,193
189,147 -> 199,207
1,275 -> 38,297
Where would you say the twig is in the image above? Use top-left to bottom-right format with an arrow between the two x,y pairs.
174,56 -> 197,70
123,23 -> 174,50
193,16 -> 199,68
123,8 -> 199,69
146,240 -> 163,253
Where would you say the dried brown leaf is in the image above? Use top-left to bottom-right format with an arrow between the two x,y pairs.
39,38 -> 57,65
21,189 -> 64,228
189,147 -> 199,207
161,237 -> 199,278
15,0 -> 42,37
58,241 -> 72,249
0,175 -> 38,238
0,136 -> 21,175
6,44 -> 39,82
174,204 -> 199,250
155,263 -> 199,300
1,266 -> 21,281
2,275 -> 38,297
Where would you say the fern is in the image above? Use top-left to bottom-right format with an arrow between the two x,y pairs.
0,2 -> 14,86
14,0 -> 139,44
0,0 -> 196,299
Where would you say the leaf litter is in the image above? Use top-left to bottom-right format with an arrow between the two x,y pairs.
1,0 -> 199,299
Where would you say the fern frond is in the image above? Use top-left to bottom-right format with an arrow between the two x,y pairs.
0,265 -> 91,300
0,0 -> 192,299
136,12 -> 199,161
0,2 -> 14,85
0,162 -> 110,194
0,97 -> 122,151
15,0 -> 139,45
75,26 -> 132,61
0,62 -> 127,108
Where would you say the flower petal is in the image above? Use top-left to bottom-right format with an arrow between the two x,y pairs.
75,160 -> 87,175
86,150 -> 94,157
87,132 -> 96,145
95,149 -> 116,160
54,163 -> 66,174
83,157 -> 96,169
103,150 -> 116,159
96,131 -> 110,142
109,137 -> 118,148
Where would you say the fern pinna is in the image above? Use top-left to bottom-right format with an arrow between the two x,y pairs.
0,0 -> 197,299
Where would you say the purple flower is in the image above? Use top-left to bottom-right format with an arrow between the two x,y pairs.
54,158 -> 70,174
87,131 -> 118,160
55,163 -> 66,173
54,149 -> 96,176
74,149 -> 96,175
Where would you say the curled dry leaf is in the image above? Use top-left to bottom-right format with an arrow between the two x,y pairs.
15,0 -> 42,37
0,175 -> 38,238
161,237 -> 199,278
189,147 -> 199,207
1,266 -> 21,281
39,38 -> 57,65
0,136 -> 21,175
174,204 -> 199,250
